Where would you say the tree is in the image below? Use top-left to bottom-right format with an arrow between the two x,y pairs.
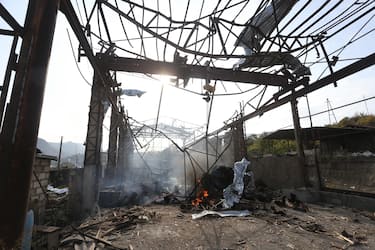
247,133 -> 296,156
334,113 -> 375,128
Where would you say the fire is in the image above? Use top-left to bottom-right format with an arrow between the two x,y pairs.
192,189 -> 209,207
191,197 -> 202,206
203,190 -> 208,198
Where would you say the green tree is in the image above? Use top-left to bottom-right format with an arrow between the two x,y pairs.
247,133 -> 296,156
334,113 -> 375,127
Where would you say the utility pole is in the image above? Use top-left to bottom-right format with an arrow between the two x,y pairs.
326,98 -> 337,124
57,136 -> 63,171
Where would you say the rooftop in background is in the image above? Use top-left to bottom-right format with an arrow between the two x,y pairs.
265,126 -> 375,141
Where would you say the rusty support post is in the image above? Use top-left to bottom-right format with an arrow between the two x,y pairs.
290,97 -> 307,186
0,0 -> 59,247
105,97 -> 119,185
117,114 -> 133,184
232,118 -> 247,162
82,72 -> 106,214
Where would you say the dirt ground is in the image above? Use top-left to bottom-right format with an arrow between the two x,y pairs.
60,203 -> 375,250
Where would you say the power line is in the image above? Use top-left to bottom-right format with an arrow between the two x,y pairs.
66,29 -> 92,86
300,96 -> 375,119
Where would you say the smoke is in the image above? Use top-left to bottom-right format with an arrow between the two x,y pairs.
101,144 -> 189,206
100,123 -> 236,207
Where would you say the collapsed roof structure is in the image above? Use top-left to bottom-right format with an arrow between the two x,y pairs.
0,0 -> 374,247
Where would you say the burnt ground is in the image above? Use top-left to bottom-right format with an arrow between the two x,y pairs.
59,203 -> 375,250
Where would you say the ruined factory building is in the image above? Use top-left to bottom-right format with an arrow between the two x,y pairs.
0,0 -> 375,249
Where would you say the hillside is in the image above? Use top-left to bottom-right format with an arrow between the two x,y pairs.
37,138 -> 85,164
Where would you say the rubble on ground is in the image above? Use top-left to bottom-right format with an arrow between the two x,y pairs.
59,206 -> 159,249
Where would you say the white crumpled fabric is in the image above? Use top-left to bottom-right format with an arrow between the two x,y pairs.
223,158 -> 250,208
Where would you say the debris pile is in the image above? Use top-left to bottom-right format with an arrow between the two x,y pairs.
44,185 -> 70,226
188,158 -> 257,211
59,206 -> 159,249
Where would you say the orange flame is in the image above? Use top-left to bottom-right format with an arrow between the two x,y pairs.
203,190 -> 208,198
192,189 -> 209,206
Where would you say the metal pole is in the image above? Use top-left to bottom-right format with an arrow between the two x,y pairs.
290,97 -> 307,186
57,136 -> 63,171
184,151 -> 187,197
82,72 -> 105,214
154,84 -> 164,132
106,98 -> 119,185
0,0 -> 59,247
0,36 -> 18,127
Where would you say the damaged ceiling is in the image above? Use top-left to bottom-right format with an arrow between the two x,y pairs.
0,0 -> 375,248
70,0 -> 375,126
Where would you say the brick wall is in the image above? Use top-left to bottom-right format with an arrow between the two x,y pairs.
29,155 -> 53,224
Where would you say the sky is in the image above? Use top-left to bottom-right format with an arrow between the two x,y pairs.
0,0 -> 374,150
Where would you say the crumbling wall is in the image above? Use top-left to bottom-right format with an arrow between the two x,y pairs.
249,153 -> 375,194
250,155 -> 305,189
29,155 -> 52,224
320,156 -> 375,193
67,168 -> 83,220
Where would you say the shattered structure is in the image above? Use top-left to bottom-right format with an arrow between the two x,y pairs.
0,0 -> 374,248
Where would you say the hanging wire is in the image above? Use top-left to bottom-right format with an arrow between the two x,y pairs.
316,13 -> 375,81
177,0 -> 191,46
303,27 -> 375,67
66,29 -> 92,86
317,1 -> 374,35
74,0 -> 84,24
156,0 -> 160,60
115,0 -> 133,48
299,96 -> 375,120
81,0 -> 89,22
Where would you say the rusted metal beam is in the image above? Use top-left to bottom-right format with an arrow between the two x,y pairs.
61,0 -> 120,215
189,52 -> 375,143
60,0 -> 118,108
227,52 -> 375,127
0,28 -> 17,36
106,99 -> 119,185
0,36 -> 18,125
290,97 -> 307,186
82,72 -> 106,214
100,55 -> 288,86
0,3 -> 23,35
0,0 -> 59,247
117,115 -> 133,184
